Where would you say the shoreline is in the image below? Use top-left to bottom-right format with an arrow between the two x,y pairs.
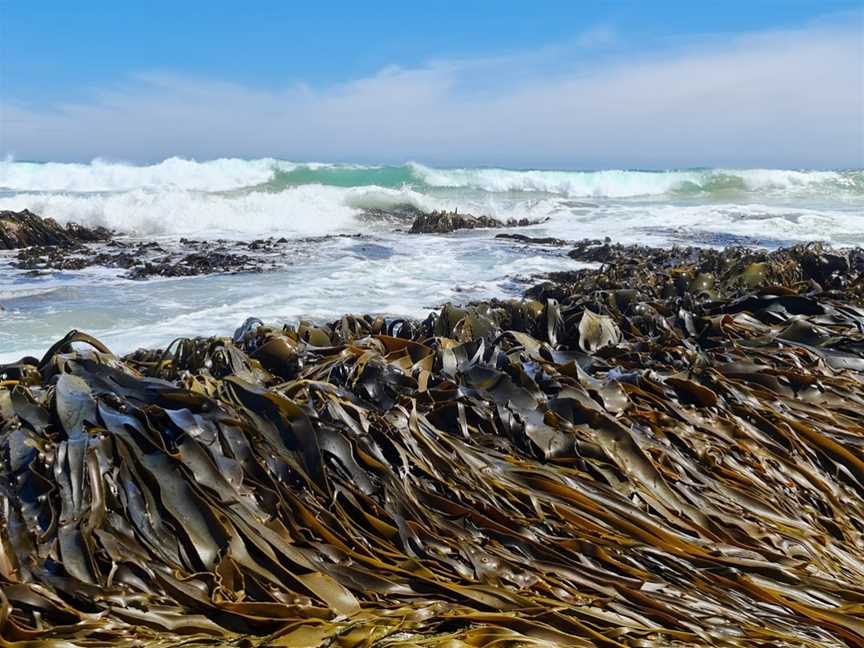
1,238 -> 863,645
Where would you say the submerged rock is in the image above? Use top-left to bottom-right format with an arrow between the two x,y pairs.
13,235 -> 281,279
127,250 -> 261,279
6,216 -> 377,280
0,209 -> 111,249
495,232 -> 569,246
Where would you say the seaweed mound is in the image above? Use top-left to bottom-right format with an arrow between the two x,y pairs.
0,209 -> 111,249
1,243 -> 864,646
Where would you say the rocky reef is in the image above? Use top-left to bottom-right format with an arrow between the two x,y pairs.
8,223 -> 364,280
409,209 -> 545,233
0,209 -> 111,249
12,238 -> 272,279
4,209 -> 557,279
1,241 -> 863,646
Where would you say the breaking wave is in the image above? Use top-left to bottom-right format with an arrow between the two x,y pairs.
2,157 -> 861,197
0,157 -> 860,239
408,164 -> 863,197
0,185 -> 441,236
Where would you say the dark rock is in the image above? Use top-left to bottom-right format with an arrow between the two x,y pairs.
408,209 -> 501,234
13,244 -> 90,271
126,251 -> 259,280
408,209 -> 546,234
0,210 -> 110,249
495,233 -> 569,246
4,218 -> 292,279
139,241 -> 165,251
64,221 -> 112,243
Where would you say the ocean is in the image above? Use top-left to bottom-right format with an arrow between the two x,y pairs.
1,158 -> 862,361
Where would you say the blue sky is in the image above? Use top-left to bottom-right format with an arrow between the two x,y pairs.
1,1 -> 862,167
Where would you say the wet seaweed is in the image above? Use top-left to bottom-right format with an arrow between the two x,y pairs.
1,242 -> 864,646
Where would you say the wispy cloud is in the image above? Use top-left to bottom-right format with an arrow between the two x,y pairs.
1,20 -> 861,168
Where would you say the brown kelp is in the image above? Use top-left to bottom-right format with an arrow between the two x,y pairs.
1,242 -> 864,647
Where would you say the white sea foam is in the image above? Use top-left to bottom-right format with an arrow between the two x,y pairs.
542,202 -> 864,246
0,183 -> 859,245
0,157 -> 288,192
2,157 -> 859,197
0,184 -> 441,236
411,164 -> 698,196
409,163 -> 855,197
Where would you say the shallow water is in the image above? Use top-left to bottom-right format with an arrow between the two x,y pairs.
1,159 -> 862,361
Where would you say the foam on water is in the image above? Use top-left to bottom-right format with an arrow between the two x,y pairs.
410,163 -> 861,197
540,202 -> 864,247
0,234 -> 590,361
2,186 -> 857,242
0,184 -> 440,236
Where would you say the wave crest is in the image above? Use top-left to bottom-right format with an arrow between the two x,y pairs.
0,184 -> 440,236
409,163 -> 862,197
3,157 -> 860,197
0,157 -> 288,192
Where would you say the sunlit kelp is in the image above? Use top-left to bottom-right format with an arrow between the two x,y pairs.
1,243 -> 864,647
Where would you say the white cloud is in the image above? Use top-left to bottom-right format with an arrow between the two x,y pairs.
1,21 -> 862,168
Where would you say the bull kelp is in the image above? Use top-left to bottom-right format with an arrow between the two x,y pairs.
2,242 -> 864,647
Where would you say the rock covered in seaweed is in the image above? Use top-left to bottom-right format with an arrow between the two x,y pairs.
0,209 -> 111,249
126,250 -> 262,279
6,216 -> 375,280
1,242 -> 864,646
408,208 -> 544,233
12,236 -> 292,279
557,238 -> 863,298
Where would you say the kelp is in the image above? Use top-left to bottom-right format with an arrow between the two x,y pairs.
1,242 -> 864,647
